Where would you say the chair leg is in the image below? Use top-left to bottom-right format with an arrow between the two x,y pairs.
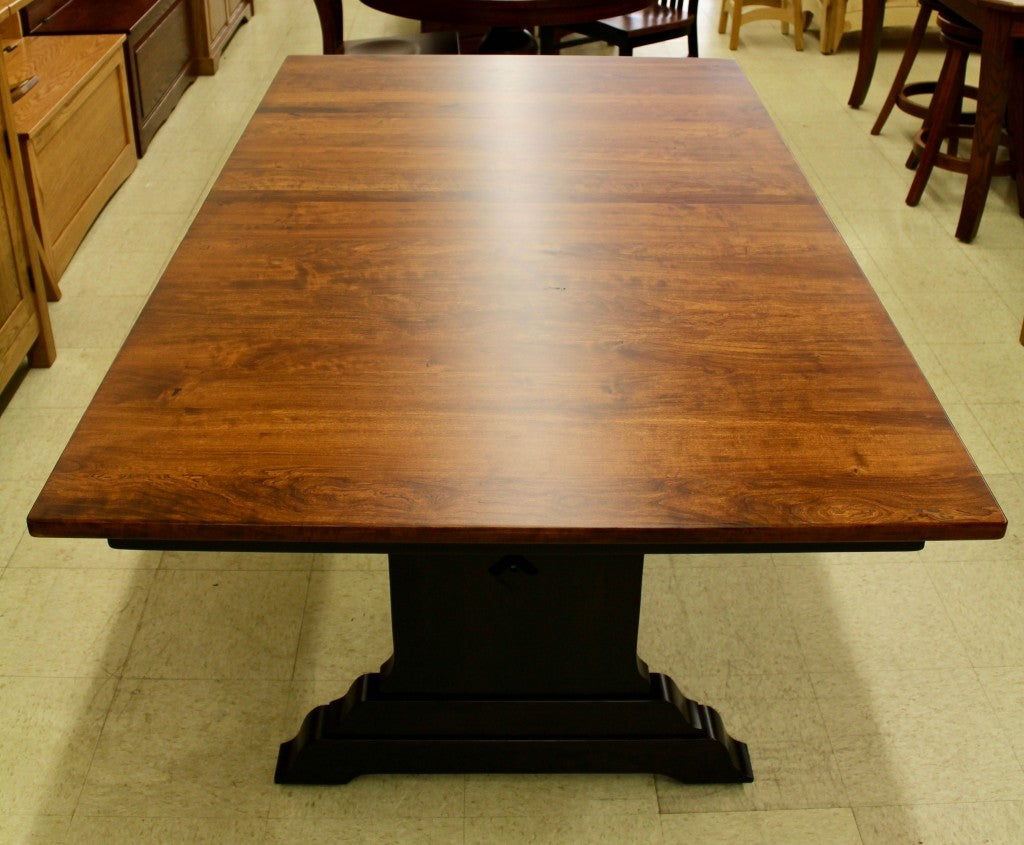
791,0 -> 804,51
619,41 -> 634,55
719,0 -> 730,33
729,0 -> 743,49
907,46 -> 967,206
872,4 -> 933,136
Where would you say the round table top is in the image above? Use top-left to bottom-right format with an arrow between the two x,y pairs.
361,0 -> 650,27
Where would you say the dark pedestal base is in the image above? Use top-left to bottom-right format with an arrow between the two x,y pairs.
276,545 -> 751,785
276,671 -> 752,784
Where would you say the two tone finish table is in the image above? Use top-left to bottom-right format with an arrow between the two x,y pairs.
29,56 -> 1006,785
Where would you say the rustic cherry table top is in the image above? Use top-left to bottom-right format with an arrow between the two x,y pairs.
28,56 -> 1006,549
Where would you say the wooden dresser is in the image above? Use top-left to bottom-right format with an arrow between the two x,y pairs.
191,0 -> 252,75
21,0 -> 195,155
6,34 -> 136,282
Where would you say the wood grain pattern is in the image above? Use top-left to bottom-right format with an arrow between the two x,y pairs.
28,56 -> 1006,546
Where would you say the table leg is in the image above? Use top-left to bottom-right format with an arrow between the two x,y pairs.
849,0 -> 885,108
276,545 -> 752,784
955,11 -> 1014,242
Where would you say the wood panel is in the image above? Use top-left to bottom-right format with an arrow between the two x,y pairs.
28,56 -> 1006,547
0,31 -> 53,393
11,35 -> 136,280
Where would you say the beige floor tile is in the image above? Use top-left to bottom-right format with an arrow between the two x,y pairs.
854,801 -> 1024,845
292,570 -> 392,681
10,536 -> 160,569
4,348 -> 118,411
638,561 -> 804,676
777,561 -> 970,671
0,481 -> 38,564
0,814 -> 71,844
264,816 -> 462,844
927,560 -> 1024,668
656,674 -> 847,812
466,813 -> 662,844
465,773 -> 657,817
46,295 -> 146,351
124,569 -> 308,680
0,676 -> 117,815
928,343 -> 1024,406
78,210 -> 188,262
971,403 -> 1024,474
660,808 -> 861,844
978,667 -> 1024,766
0,408 -> 81,484
898,286 -> 1020,346
0,567 -> 153,676
57,245 -> 167,299
67,816 -> 268,844
812,669 -> 1024,805
77,678 -> 287,818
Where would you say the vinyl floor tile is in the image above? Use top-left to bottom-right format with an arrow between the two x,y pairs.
0,676 -> 117,815
123,569 -> 309,680
854,801 -> 1024,845
659,808 -> 861,844
77,679 -> 288,818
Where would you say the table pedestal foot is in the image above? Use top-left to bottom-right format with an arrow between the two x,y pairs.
277,545 -> 751,785
276,671 -> 752,783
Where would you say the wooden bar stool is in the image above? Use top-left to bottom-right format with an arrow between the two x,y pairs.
905,13 -> 1015,210
719,0 -> 804,51
871,0 -> 947,135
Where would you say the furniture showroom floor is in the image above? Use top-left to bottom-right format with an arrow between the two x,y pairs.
1,1 -> 1022,842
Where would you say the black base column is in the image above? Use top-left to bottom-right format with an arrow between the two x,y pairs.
276,545 -> 753,784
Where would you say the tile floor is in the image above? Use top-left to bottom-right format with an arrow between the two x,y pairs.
1,1 -> 1023,842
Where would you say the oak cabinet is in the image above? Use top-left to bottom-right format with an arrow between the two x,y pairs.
191,0 -> 252,75
8,35 -> 136,283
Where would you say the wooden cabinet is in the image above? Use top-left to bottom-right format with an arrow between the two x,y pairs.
21,0 -> 197,156
8,35 -> 136,282
0,21 -> 54,393
191,0 -> 252,75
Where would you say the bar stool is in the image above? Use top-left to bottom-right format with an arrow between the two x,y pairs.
905,13 -> 1015,209
871,0 -> 949,135
718,0 -> 805,51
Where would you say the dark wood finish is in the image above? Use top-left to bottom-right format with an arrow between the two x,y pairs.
539,0 -> 699,57
22,0 -> 196,155
313,0 -> 459,55
851,0 -> 1024,241
362,0 -> 648,27
28,57 -> 1005,548
276,544 -> 751,783
27,56 -> 1006,784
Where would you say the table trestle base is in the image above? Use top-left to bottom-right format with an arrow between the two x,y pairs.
277,545 -> 752,785
275,671 -> 753,784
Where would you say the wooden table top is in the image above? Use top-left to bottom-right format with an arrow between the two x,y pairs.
28,56 -> 1006,548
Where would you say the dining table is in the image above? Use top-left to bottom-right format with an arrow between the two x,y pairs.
361,0 -> 649,51
28,55 -> 1006,785
849,0 -> 1024,241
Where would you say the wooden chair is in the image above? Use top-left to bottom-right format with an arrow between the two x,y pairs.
313,0 -> 459,54
719,0 -> 804,51
539,0 -> 700,57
